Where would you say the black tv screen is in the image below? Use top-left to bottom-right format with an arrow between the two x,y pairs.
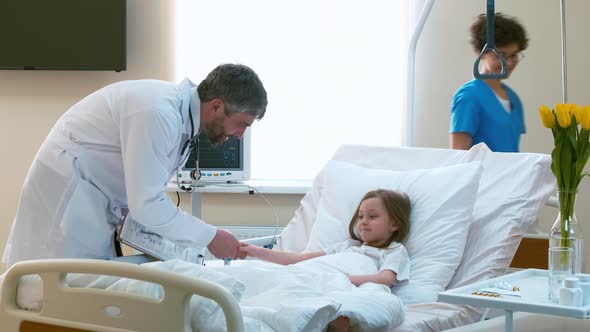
0,0 -> 126,71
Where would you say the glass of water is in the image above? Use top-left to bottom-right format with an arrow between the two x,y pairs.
548,247 -> 573,303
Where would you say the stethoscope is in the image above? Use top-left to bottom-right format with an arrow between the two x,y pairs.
180,105 -> 198,159
176,105 -> 201,191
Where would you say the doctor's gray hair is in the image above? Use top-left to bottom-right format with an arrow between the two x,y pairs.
348,189 -> 411,248
197,63 -> 268,120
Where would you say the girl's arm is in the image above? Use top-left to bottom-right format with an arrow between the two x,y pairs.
239,243 -> 325,265
348,270 -> 397,288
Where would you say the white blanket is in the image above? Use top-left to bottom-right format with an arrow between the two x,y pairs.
15,254 -> 405,331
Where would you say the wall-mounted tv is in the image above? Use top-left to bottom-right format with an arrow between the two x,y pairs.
0,0 -> 126,71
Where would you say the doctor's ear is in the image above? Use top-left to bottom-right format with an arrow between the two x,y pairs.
211,99 -> 224,113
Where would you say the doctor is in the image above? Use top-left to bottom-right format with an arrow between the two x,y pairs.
3,64 -> 268,267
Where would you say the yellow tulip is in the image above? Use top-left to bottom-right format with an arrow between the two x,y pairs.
571,104 -> 582,126
555,103 -> 572,128
538,105 -> 555,128
581,105 -> 590,130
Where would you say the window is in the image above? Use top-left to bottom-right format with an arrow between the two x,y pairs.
176,0 -> 408,180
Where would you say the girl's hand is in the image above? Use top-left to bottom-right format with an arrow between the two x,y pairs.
347,270 -> 397,287
347,275 -> 360,286
238,242 -> 258,258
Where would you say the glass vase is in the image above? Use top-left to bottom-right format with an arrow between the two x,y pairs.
548,189 -> 584,302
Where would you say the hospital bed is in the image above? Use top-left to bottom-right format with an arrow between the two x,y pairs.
0,144 -> 556,331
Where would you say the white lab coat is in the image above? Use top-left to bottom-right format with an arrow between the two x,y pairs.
3,78 -> 216,267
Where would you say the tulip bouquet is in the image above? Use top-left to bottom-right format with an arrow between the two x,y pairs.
539,104 -> 590,253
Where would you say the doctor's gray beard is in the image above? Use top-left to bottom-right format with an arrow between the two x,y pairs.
203,118 -> 226,147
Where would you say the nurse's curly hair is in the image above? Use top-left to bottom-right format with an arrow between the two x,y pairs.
470,13 -> 529,52
348,189 -> 411,248
198,63 -> 268,120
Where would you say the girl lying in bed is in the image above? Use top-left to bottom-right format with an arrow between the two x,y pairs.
240,189 -> 411,331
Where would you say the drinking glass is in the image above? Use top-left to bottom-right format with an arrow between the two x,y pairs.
548,247 -> 573,303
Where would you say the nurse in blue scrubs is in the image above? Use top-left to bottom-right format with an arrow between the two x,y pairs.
450,13 -> 529,152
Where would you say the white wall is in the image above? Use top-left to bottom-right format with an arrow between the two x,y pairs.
1,0 -> 589,273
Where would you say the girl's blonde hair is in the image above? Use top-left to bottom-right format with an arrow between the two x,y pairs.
348,189 -> 411,248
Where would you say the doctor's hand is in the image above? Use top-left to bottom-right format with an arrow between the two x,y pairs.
207,229 -> 241,260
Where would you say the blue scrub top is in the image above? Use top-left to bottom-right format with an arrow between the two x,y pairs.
450,79 -> 526,152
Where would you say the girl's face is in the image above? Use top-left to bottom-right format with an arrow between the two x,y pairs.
356,197 -> 399,247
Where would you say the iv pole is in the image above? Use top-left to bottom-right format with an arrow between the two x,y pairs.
405,0 -> 435,147
560,0 -> 568,103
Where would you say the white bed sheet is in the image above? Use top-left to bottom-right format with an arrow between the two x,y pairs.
392,302 -> 482,332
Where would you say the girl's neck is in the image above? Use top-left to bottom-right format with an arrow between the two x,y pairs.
365,240 -> 389,248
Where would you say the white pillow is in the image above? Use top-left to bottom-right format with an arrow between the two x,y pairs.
447,152 -> 554,288
305,160 -> 483,303
277,144 -> 488,253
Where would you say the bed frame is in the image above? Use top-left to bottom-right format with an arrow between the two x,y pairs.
0,259 -> 244,332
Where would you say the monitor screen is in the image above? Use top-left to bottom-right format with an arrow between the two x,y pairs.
183,129 -> 251,183
0,0 -> 126,71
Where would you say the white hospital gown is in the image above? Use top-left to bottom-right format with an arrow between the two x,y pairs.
321,240 -> 411,284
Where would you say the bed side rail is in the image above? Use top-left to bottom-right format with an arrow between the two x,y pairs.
0,259 -> 244,332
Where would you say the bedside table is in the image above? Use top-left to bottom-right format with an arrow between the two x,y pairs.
445,312 -> 590,331
438,269 -> 590,332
